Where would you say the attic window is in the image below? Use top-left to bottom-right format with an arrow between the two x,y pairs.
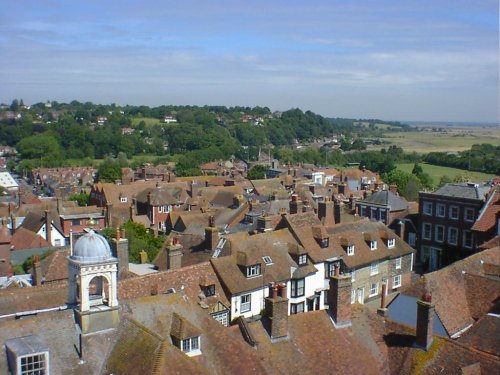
203,284 -> 215,297
120,196 -> 127,203
262,256 -> 273,265
347,245 -> 354,256
298,254 -> 307,265
387,238 -> 395,249
370,240 -> 377,250
181,336 -> 201,356
246,264 -> 261,278
320,238 -> 329,248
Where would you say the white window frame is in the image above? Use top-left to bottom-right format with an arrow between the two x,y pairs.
290,302 -> 305,314
435,225 -> 445,243
370,262 -> 379,276
181,336 -> 201,355
351,289 -> 356,304
347,245 -> 354,256
291,278 -> 305,297
369,282 -> 379,297
370,240 -> 377,250
262,256 -> 273,265
240,294 -> 251,312
449,205 -> 459,220
395,257 -> 402,269
351,269 -> 356,282
422,223 -> 432,240
448,227 -> 458,245
464,208 -> 474,222
246,264 -> 261,278
120,196 -> 127,203
408,233 -> 416,247
422,201 -> 432,216
393,275 -> 402,289
436,203 -> 446,218
463,230 -> 473,249
212,311 -> 229,327
387,238 -> 395,249
379,210 -> 387,223
298,254 -> 307,265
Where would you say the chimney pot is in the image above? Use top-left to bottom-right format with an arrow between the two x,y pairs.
416,292 -> 435,350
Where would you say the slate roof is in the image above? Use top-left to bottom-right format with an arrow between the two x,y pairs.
135,186 -> 183,205
359,189 -> 409,211
429,182 -> 490,200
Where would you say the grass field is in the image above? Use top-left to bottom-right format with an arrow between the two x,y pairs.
371,126 -> 500,153
396,163 -> 495,186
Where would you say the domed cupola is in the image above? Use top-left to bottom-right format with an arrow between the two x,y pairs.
71,230 -> 114,263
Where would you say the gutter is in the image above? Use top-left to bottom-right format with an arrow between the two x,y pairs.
0,304 -> 68,320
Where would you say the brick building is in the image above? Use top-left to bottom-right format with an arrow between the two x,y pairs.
418,182 -> 490,271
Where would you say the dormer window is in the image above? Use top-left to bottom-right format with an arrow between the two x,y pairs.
320,238 -> 329,248
347,245 -> 354,256
298,254 -> 307,265
246,264 -> 261,277
203,284 -> 215,297
387,238 -> 395,249
370,240 -> 377,250
181,336 -> 201,355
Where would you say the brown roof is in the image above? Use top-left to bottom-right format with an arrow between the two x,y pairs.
10,227 -> 50,250
170,312 -> 203,340
472,188 -> 500,232
457,315 -> 500,357
402,247 -> 500,337
37,248 -> 70,283
211,229 -> 298,295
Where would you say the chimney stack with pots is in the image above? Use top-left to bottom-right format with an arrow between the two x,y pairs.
415,291 -> 435,351
328,263 -> 352,328
112,227 -> 129,275
205,215 -> 219,251
289,194 -> 303,214
167,237 -> 183,270
265,283 -> 289,339
318,198 -> 335,227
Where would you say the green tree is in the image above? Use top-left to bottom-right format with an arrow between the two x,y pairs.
68,193 -> 90,207
247,164 -> 268,180
382,169 -> 422,200
97,156 -> 122,182
16,133 -> 63,162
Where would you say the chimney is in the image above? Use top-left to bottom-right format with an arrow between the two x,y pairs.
205,216 -> 219,251
334,200 -> 342,224
415,292 -> 435,351
289,194 -> 303,214
338,183 -> 346,195
377,283 -> 389,317
397,220 -> 406,239
32,255 -> 43,286
112,228 -> 129,275
328,264 -> 352,328
265,283 -> 288,339
389,184 -> 398,194
167,238 -> 183,270
257,215 -> 273,232
44,210 -> 51,245
106,202 -> 112,227
349,195 -> 356,210
10,215 -> 16,235
318,199 -> 335,227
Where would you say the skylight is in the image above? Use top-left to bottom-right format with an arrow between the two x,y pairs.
262,256 -> 273,265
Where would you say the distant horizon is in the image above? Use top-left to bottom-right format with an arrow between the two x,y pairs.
3,97 -> 499,126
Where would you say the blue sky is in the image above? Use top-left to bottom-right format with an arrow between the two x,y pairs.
1,0 -> 498,122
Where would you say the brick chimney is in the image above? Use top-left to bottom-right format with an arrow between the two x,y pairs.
328,264 -> 352,328
167,238 -> 183,270
257,215 -> 273,232
289,194 -> 303,214
389,184 -> 398,194
415,291 -> 435,350
32,255 -> 43,286
265,283 -> 288,339
112,228 -> 129,275
377,283 -> 389,317
205,216 -> 219,251
334,200 -> 342,224
44,210 -> 51,245
318,198 -> 335,226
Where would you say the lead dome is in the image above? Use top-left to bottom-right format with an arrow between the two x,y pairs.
71,230 -> 113,263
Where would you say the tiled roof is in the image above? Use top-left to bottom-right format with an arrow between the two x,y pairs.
211,229 -> 298,295
170,312 -> 202,340
472,188 -> 500,232
360,189 -> 409,211
10,227 -> 50,250
38,248 -> 70,283
402,247 -> 500,337
457,315 -> 500,357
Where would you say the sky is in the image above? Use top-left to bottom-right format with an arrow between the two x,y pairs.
1,0 -> 498,123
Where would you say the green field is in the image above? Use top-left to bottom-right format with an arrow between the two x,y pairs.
396,163 -> 495,186
374,127 -> 500,153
